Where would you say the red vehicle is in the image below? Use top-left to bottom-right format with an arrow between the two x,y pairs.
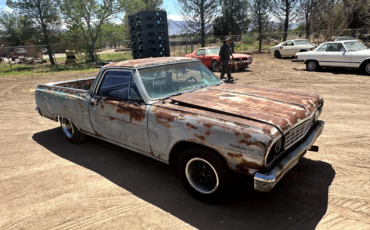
185,46 -> 253,72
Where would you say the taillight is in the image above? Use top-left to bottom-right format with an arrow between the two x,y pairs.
295,55 -> 298,59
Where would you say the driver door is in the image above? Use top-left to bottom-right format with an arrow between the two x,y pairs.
89,69 -> 152,154
322,43 -> 352,67
280,41 -> 295,56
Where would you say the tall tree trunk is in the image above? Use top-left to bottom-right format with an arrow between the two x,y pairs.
258,7 -> 262,52
283,0 -> 289,41
305,10 -> 310,39
46,45 -> 55,65
42,27 -> 55,65
200,0 -> 205,47
90,42 -> 96,62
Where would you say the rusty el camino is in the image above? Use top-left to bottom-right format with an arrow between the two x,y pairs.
35,57 -> 324,202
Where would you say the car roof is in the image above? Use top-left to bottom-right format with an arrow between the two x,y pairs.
105,57 -> 199,69
324,40 -> 357,43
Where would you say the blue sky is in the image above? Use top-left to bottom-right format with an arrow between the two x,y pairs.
0,0 -> 7,9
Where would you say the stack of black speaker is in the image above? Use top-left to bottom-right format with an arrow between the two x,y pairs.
129,11 -> 170,59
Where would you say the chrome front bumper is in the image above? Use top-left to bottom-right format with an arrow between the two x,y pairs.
254,121 -> 325,192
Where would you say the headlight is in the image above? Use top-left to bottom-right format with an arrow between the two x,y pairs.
273,138 -> 283,153
267,137 -> 283,164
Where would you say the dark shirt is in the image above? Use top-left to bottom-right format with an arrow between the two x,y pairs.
219,43 -> 233,61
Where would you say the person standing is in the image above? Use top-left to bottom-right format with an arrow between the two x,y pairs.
219,37 -> 234,82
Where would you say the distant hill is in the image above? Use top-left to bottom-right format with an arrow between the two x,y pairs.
168,19 -> 186,35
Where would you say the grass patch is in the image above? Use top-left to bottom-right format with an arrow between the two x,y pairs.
0,52 -> 133,77
0,62 -> 98,77
98,52 -> 132,62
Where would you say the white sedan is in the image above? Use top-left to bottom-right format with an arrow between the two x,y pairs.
271,39 -> 316,58
292,41 -> 370,75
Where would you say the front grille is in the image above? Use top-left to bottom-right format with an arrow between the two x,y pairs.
284,117 -> 313,149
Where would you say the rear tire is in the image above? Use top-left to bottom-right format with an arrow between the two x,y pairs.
274,50 -> 281,59
306,60 -> 320,71
60,117 -> 86,144
363,62 -> 370,75
212,60 -> 220,72
177,146 -> 238,203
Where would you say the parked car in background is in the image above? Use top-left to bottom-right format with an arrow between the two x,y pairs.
8,48 -> 27,61
185,47 -> 253,72
271,39 -> 316,58
41,48 -> 48,54
35,57 -> 325,203
334,37 -> 356,41
292,40 -> 370,75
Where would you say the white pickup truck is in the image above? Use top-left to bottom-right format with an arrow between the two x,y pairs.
35,57 -> 325,203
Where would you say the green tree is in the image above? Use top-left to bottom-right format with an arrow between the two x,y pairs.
218,0 -> 251,36
0,9 -> 31,46
272,0 -> 303,41
176,0 -> 219,47
6,0 -> 61,65
60,0 -> 142,62
100,23 -> 126,48
251,0 -> 271,51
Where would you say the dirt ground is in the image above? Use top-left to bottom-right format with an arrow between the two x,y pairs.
1,54 -> 369,229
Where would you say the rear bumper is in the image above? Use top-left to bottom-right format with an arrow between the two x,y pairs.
254,121 -> 325,192
291,59 -> 304,62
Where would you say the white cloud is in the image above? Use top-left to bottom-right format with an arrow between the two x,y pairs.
1,6 -> 14,13
167,15 -> 184,22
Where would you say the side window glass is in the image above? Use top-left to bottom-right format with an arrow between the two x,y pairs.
318,44 -> 328,51
326,43 -> 342,52
196,49 -> 205,56
129,77 -> 143,101
98,71 -> 131,99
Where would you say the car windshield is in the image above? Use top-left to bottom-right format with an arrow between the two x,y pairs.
294,40 -> 312,45
335,37 -> 355,41
344,41 -> 368,51
138,61 -> 221,99
207,48 -> 219,55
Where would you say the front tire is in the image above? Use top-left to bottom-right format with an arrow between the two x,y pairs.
211,60 -> 220,72
274,50 -> 281,59
306,60 -> 320,71
60,117 -> 86,144
177,146 -> 238,203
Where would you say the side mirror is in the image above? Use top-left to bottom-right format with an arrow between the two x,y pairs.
341,48 -> 346,52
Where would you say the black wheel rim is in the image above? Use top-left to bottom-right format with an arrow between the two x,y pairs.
185,158 -> 219,194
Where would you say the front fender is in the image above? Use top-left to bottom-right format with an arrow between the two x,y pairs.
148,105 -> 273,175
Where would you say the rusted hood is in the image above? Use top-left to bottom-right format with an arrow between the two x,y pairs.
170,84 -> 323,133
